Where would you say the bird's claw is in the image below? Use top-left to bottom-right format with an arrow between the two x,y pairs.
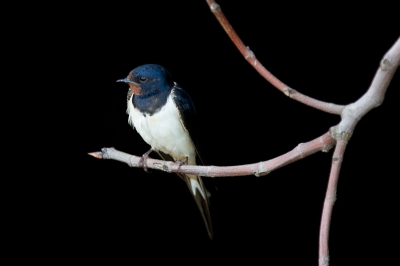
139,148 -> 153,172
138,157 -> 150,172
176,156 -> 188,168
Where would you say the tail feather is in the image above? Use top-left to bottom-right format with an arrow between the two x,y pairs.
156,151 -> 213,239
187,176 -> 213,239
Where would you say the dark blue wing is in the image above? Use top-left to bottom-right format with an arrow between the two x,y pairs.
170,83 -> 212,238
171,83 -> 204,165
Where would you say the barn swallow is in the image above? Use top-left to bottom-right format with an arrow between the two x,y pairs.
117,64 -> 213,239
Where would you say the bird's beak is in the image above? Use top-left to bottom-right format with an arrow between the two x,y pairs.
117,78 -> 141,94
116,78 -> 139,85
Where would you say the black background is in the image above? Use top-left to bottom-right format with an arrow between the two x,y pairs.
25,1 -> 399,265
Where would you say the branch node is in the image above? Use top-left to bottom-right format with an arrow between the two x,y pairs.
322,144 -> 333,153
207,166 -> 215,177
329,126 -> 351,141
283,87 -> 294,98
326,191 -> 337,203
319,136 -> 332,153
319,255 -> 330,266
296,143 -> 305,158
332,155 -> 343,163
253,162 -> 269,177
128,155 -> 136,167
153,162 -> 171,173
245,46 -> 255,59
380,58 -> 393,70
373,97 -> 383,107
209,3 -> 220,12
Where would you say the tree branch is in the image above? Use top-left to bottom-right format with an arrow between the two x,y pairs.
89,132 -> 335,177
317,37 -> 399,266
91,1 -> 399,262
204,1 -> 399,264
205,0 -> 345,115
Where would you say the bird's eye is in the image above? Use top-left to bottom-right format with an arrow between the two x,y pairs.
139,76 -> 147,82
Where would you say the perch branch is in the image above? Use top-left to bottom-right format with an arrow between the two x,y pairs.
89,132 -> 336,177
205,0 -> 345,115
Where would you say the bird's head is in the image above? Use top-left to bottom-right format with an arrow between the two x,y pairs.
117,64 -> 174,96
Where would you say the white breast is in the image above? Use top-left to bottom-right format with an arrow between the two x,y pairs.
127,92 -> 196,163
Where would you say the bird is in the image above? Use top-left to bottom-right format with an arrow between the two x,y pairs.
117,64 -> 213,239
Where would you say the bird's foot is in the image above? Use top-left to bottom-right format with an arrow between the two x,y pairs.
180,156 -> 189,165
175,156 -> 189,165
139,148 -> 153,172
175,156 -> 188,169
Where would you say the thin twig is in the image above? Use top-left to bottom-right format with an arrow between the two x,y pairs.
205,0 -> 345,115
318,139 -> 347,266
